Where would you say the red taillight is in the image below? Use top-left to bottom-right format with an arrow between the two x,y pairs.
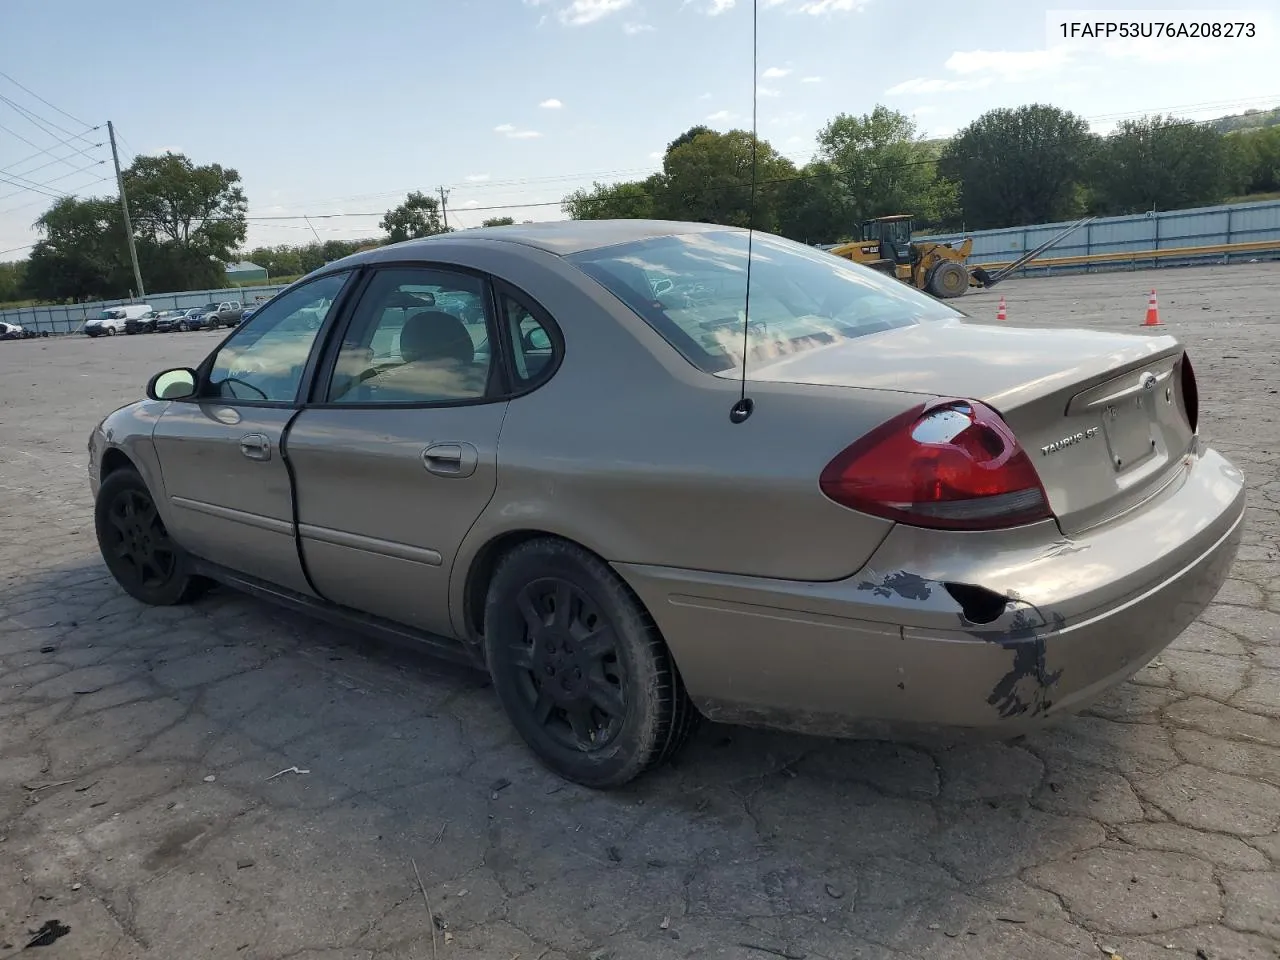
1180,353 -> 1199,433
820,399 -> 1052,531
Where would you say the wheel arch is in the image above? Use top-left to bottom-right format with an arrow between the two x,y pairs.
99,446 -> 137,483
456,528 -> 669,658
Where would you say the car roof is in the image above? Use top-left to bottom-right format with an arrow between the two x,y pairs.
336,219 -> 736,265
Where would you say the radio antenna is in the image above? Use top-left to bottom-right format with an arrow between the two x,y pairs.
728,0 -> 758,425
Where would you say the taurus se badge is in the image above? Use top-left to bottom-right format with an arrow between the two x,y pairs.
1041,426 -> 1099,456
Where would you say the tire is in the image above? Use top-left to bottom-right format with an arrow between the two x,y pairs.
106,326 -> 117,336
928,260 -> 970,299
94,467 -> 208,606
483,538 -> 699,788
177,321 -> 188,332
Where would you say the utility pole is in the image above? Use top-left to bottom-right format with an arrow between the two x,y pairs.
108,121 -> 145,298
438,186 -> 450,231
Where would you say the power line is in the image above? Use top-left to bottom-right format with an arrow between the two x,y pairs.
0,126 -> 106,177
0,175 -> 114,216
0,93 -> 97,151
0,159 -> 108,202
0,71 -> 91,129
0,241 -> 35,257
0,118 -> 104,168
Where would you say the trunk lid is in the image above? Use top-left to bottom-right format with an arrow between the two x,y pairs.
746,319 -> 1194,533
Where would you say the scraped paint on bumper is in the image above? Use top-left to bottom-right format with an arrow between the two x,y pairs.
615,446 -> 1245,738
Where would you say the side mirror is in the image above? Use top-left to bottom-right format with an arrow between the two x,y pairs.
522,328 -> 551,351
146,367 -> 198,401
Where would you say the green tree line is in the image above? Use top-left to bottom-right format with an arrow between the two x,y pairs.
4,103 -> 1279,305
562,103 -> 1280,243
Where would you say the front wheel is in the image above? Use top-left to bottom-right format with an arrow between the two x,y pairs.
177,321 -> 188,332
106,326 -> 117,336
928,260 -> 970,298
483,538 -> 699,788
94,467 -> 208,606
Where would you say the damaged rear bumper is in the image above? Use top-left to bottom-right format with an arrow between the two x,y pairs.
614,446 -> 1245,738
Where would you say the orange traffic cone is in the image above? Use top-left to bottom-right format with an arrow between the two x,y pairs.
1143,289 -> 1162,327
996,296 -> 1007,321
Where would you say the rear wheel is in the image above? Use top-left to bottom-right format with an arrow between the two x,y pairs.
95,467 -> 208,606
483,538 -> 699,788
928,260 -> 970,298
177,320 -> 188,332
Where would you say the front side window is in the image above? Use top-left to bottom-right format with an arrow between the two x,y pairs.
207,271 -> 350,402
566,230 -> 961,375
324,267 -> 496,405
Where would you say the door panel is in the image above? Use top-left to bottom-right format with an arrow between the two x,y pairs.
153,403 -> 313,595
285,404 -> 507,636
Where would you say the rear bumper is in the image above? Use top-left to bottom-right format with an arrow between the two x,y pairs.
616,444 -> 1245,738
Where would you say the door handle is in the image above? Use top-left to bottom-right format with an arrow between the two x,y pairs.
422,442 -> 478,478
239,433 -> 271,461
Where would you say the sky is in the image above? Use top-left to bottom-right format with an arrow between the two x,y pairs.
1,0 -> 1277,258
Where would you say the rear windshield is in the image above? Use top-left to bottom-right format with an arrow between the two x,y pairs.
566,229 -> 962,375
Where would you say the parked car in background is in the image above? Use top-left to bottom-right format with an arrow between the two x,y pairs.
0,320 -> 26,340
124,310 -> 160,334
240,306 -> 257,324
84,304 -> 153,338
157,308 -> 198,332
192,300 -> 245,330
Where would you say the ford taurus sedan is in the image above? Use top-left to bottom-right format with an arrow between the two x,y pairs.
87,220 -> 1244,787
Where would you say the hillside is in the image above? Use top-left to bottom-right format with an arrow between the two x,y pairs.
1208,106 -> 1280,133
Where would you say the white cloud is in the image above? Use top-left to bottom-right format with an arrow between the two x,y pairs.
801,75 -> 821,83
623,21 -> 654,33
539,98 -> 563,109
698,92 -> 713,100
649,151 -> 663,160
463,200 -> 480,208
886,75 -> 991,94
465,173 -> 490,182
494,124 -> 543,139
707,0 -> 735,13
558,0 -> 632,25
761,66 -> 791,79
758,85 -> 781,98
944,47 -> 1071,79
707,109 -> 735,122
765,0 -> 867,12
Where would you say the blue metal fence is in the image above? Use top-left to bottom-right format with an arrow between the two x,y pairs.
924,198 -> 1280,275
0,283 -> 291,335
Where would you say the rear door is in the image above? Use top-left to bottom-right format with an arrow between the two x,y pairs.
151,271 -> 355,593
284,265 -> 508,637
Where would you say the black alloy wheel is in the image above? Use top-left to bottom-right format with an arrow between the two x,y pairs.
95,467 -> 207,605
484,538 -> 699,788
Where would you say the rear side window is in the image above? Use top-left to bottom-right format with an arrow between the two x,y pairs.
497,290 -> 557,388
567,229 -> 960,376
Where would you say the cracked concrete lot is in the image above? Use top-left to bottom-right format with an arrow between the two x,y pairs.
2,263 -> 1279,960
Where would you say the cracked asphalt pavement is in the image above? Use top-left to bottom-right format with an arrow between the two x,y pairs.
2,263 -> 1279,960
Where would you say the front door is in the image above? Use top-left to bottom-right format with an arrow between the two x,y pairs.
152,270 -> 355,594
285,265 -> 507,637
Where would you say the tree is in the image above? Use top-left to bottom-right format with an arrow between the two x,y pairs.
481,216 -> 515,227
0,259 -> 27,302
940,105 -> 1096,228
125,153 -> 248,290
1228,126 -> 1280,195
380,191 -> 448,243
666,125 -> 714,156
1089,116 -> 1240,214
775,161 -> 849,245
25,196 -> 132,301
816,106 -> 958,229
654,129 -> 795,230
562,180 -> 655,220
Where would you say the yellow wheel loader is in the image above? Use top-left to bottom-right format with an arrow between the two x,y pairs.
826,214 -> 1095,299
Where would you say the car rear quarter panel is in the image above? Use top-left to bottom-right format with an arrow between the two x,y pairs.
420,239 -> 924,639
